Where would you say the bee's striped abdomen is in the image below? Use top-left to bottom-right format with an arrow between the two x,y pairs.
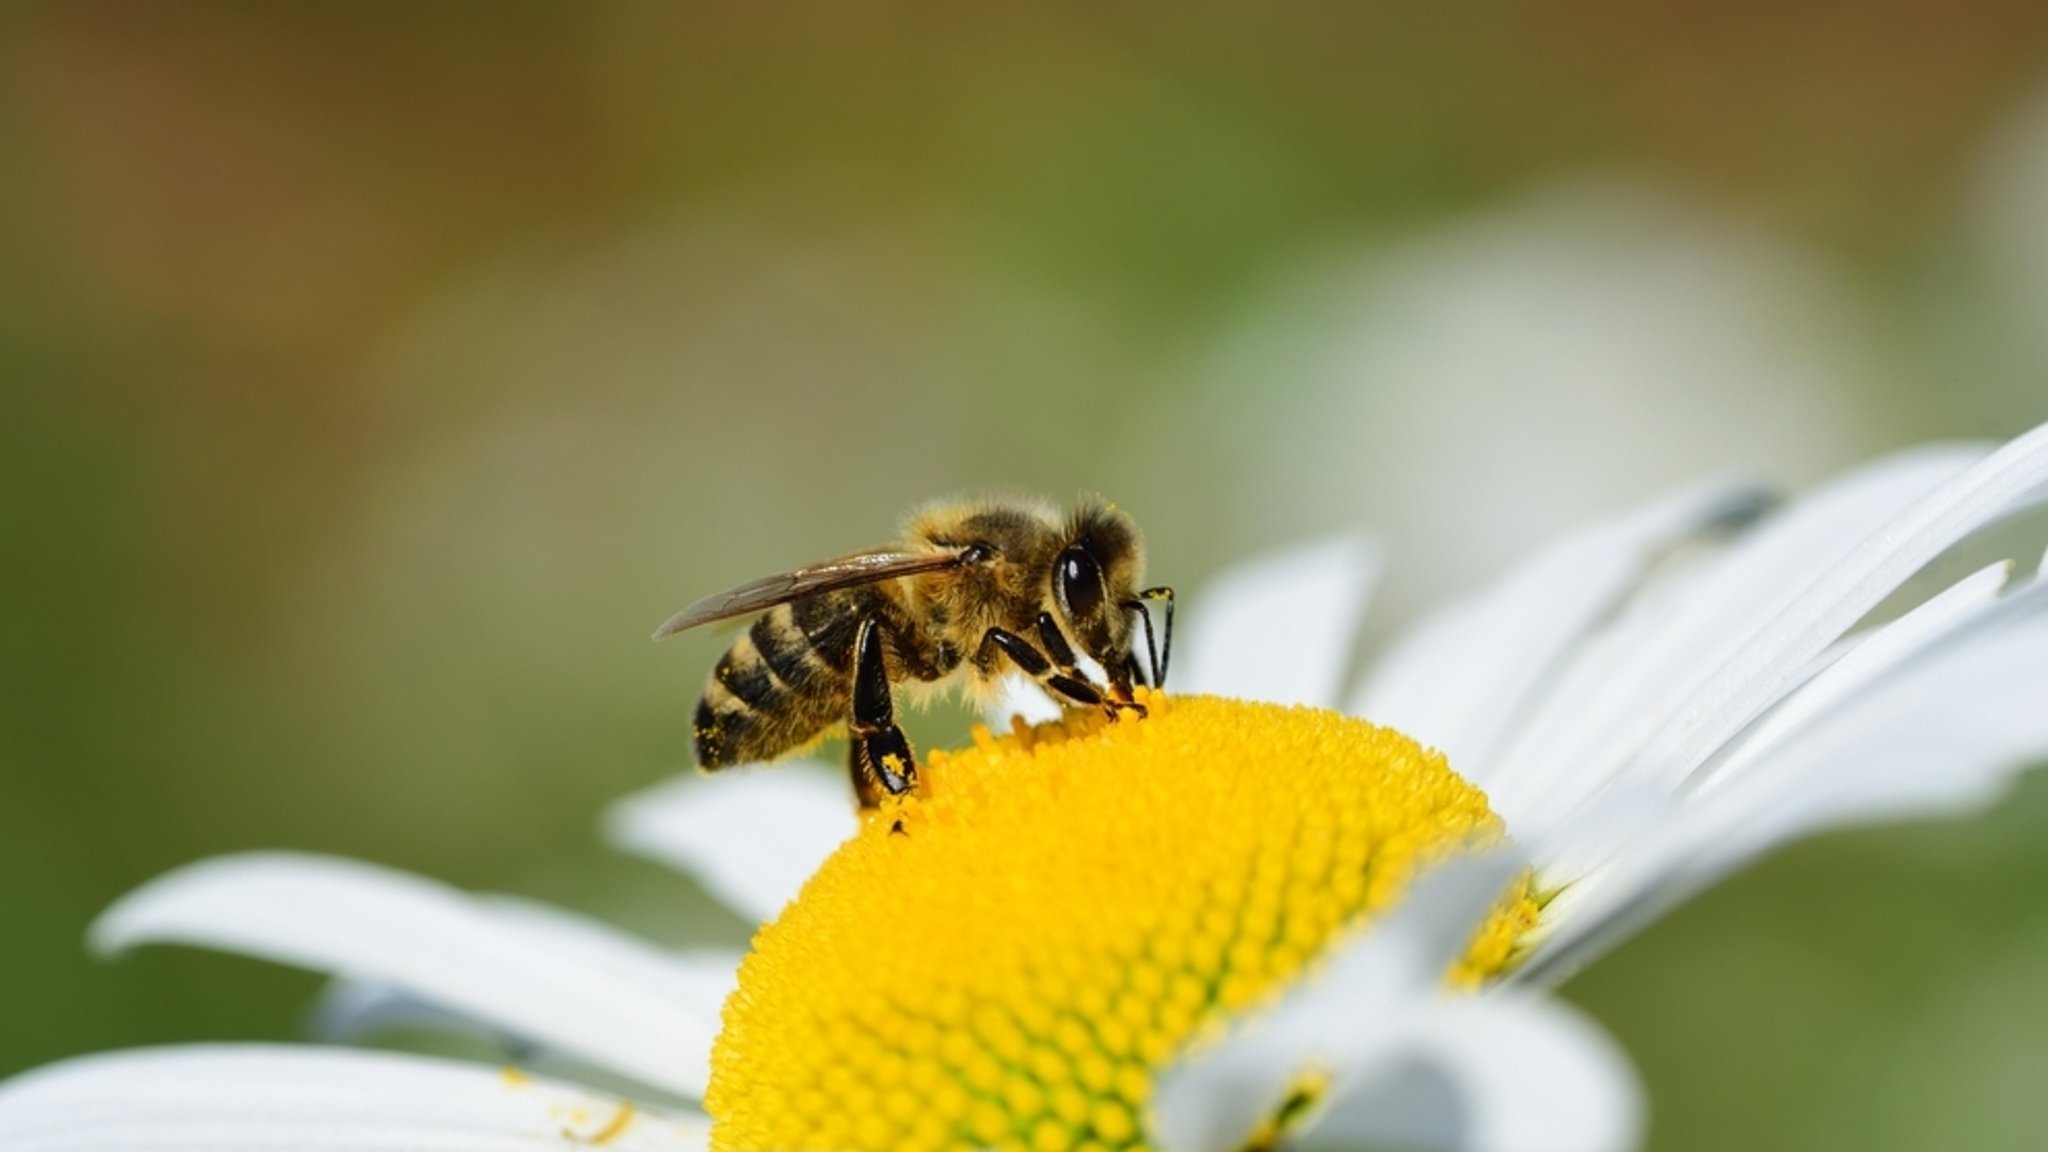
693,599 -> 856,770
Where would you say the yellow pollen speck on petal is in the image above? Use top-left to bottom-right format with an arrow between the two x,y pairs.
707,693 -> 1535,1152
584,1100 -> 637,1146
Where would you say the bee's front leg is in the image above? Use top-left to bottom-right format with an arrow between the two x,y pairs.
1124,585 -> 1175,688
979,619 -> 1144,720
1031,613 -> 1147,720
848,616 -> 916,810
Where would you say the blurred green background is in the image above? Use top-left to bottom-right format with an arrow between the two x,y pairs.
5,5 -> 2048,1149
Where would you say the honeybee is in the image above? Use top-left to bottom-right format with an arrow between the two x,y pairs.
653,496 -> 1174,808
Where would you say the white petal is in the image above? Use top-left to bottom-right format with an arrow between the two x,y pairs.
304,968 -> 733,1095
0,1044 -> 708,1151
1700,559 -> 2015,786
1487,443 -> 1988,837
1152,852 -> 1526,1152
1525,584 -> 2048,983
1300,994 -> 1643,1152
92,854 -> 727,1098
1637,420 -> 2048,789
308,980 -> 500,1046
1350,477 -> 1769,781
1714,591 -> 2048,847
311,906 -> 745,1049
1173,536 -> 1381,708
605,764 -> 856,923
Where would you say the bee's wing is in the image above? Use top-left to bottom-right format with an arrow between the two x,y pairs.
651,548 -> 972,640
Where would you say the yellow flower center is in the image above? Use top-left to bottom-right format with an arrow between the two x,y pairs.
706,693 -> 1537,1152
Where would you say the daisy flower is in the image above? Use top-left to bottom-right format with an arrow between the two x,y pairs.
6,422 -> 2048,1152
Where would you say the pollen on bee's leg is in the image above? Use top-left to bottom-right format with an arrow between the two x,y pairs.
708,692 -> 1537,1152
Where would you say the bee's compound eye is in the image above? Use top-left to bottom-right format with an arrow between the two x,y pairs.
1056,546 -> 1105,619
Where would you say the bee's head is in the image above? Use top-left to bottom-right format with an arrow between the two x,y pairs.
1053,500 -> 1149,687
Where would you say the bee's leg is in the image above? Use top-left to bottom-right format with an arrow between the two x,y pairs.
1124,586 -> 1175,688
978,626 -> 1122,715
848,616 -> 916,809
1090,633 -> 1147,713
1033,612 -> 1146,720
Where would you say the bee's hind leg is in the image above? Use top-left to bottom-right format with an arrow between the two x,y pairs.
848,616 -> 917,810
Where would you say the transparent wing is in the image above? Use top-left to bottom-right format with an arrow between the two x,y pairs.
651,548 -> 970,639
